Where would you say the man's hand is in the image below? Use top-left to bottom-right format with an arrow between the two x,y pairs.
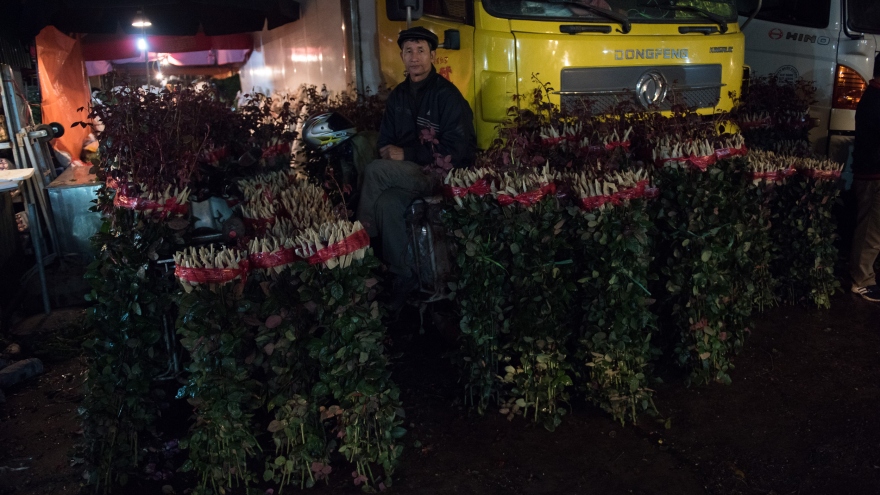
380,145 -> 405,161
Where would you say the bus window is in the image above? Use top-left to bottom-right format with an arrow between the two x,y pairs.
424,0 -> 469,22
736,0 -> 830,29
848,0 -> 880,34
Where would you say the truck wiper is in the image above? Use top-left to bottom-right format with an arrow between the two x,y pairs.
655,4 -> 728,33
529,0 -> 632,33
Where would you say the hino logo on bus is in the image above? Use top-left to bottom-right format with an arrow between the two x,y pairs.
636,70 -> 668,108
614,48 -> 689,60
771,30 -> 830,45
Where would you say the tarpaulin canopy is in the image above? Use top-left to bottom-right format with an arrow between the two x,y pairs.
79,32 -> 254,76
19,0 -> 300,37
80,32 -> 252,61
85,50 -> 251,77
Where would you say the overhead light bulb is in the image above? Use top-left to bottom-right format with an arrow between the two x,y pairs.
132,11 -> 152,27
156,72 -> 164,80
137,37 -> 148,51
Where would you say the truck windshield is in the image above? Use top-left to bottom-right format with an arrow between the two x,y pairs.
847,0 -> 880,34
484,0 -> 738,23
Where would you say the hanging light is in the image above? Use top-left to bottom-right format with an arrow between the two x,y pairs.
132,11 -> 152,27
136,37 -> 148,51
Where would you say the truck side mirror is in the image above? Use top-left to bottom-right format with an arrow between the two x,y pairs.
440,29 -> 461,50
739,0 -> 762,31
387,0 -> 423,22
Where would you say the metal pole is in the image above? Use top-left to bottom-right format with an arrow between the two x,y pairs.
1,65 -> 23,132
27,203 -> 51,315
1,65 -> 27,173
142,7 -> 150,91
34,139 -> 58,181
20,130 -> 61,257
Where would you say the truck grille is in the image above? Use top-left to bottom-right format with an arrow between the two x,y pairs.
558,64 -> 723,113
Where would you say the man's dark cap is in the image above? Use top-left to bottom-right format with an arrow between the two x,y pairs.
397,26 -> 439,50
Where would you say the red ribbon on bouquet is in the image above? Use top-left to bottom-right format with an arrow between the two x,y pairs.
249,247 -> 301,269
799,169 -> 841,180
496,183 -> 557,207
306,229 -> 370,265
175,259 -> 250,286
114,193 -> 189,218
579,180 -> 654,210
442,178 -> 492,198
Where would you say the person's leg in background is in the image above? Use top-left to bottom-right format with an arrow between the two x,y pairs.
849,179 -> 880,301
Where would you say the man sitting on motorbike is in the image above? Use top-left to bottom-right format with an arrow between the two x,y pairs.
356,26 -> 477,312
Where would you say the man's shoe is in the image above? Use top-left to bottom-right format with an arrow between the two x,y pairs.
852,284 -> 880,302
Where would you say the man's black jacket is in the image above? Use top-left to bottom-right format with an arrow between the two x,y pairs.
853,80 -> 880,179
377,67 -> 476,169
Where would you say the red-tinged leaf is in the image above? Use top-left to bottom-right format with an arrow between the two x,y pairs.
263,342 -> 275,355
265,315 -> 282,329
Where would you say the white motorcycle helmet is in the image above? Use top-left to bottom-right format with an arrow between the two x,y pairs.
302,112 -> 357,152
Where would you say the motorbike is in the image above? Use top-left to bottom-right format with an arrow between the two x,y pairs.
303,112 -> 457,331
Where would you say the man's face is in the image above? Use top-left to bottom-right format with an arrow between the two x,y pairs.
400,39 -> 435,82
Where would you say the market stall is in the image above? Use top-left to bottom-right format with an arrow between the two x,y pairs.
4,2 -> 849,494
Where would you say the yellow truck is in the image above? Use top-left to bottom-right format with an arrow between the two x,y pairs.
375,0 -> 747,149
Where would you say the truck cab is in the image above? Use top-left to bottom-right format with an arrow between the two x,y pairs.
377,0 -> 747,149
736,0 -> 880,163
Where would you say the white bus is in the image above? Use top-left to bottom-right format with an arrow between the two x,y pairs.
737,0 -> 879,166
